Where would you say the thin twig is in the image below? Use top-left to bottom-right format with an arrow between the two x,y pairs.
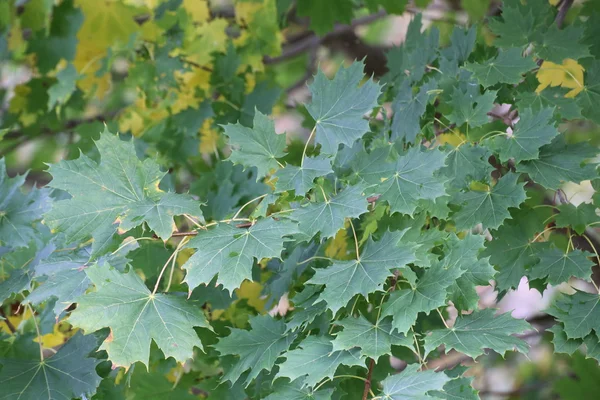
555,0 -> 574,29
0,308 -> 16,333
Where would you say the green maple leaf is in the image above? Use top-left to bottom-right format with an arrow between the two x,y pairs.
488,108 -> 558,163
441,144 -> 493,189
516,86 -> 582,121
381,260 -> 465,334
555,352 -> 600,399
223,110 -> 286,179
444,234 -> 495,311
276,336 -> 365,388
549,324 -> 584,355
274,156 -> 333,194
308,230 -> 418,314
182,218 -> 297,293
447,88 -> 497,128
483,210 -> 549,290
355,146 -> 447,215
452,173 -> 527,231
555,203 -> 599,235
424,309 -> 531,358
577,60 -> 600,124
331,316 -> 413,359
432,373 -> 479,400
291,184 -> 368,240
548,291 -> 600,339
379,364 -> 450,399
488,0 -> 552,48
384,15 -> 440,87
529,248 -> 594,285
0,243 -> 53,304
516,136 -> 598,190
47,63 -> 78,110
45,130 -> 202,256
391,80 -> 437,143
214,315 -> 295,386
307,61 -> 382,155
265,378 -> 333,400
0,332 -> 101,400
68,264 -> 211,368
296,0 -> 353,36
441,26 -> 477,64
534,24 -> 590,63
464,48 -> 537,87
0,159 -> 50,248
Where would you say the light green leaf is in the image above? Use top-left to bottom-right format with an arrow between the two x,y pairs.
424,309 -> 531,358
447,89 -> 497,129
182,218 -> 297,293
0,332 -> 101,400
47,63 -> 78,110
380,364 -> 451,399
464,48 -> 537,87
291,184 -> 369,240
214,315 -> 295,386
355,146 -> 447,215
68,264 -> 211,368
488,108 -> 559,163
381,259 -> 465,334
308,230 -> 418,314
307,61 -> 382,155
274,156 -> 333,194
516,136 -> 598,190
452,173 -> 527,231
331,315 -> 413,359
223,110 -> 287,179
276,336 -> 365,388
45,130 -> 202,256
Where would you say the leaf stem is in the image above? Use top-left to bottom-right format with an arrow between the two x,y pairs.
436,308 -> 450,329
165,237 -> 189,292
232,194 -> 268,220
112,237 -> 155,255
579,234 -> 600,293
301,125 -> 317,167
296,256 -> 332,265
26,304 -> 44,362
153,237 -> 189,295
532,226 -> 555,243
349,219 -> 360,260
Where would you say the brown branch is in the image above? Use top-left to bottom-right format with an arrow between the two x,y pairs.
362,358 -> 375,400
555,0 -> 574,29
0,308 -> 16,333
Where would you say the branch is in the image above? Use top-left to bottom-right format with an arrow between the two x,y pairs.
362,358 -> 375,400
555,0 -> 574,29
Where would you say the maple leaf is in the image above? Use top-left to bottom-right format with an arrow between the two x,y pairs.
391,80 -> 437,143
381,258 -> 465,334
379,364 -> 451,399
308,230 -> 418,314
354,145 -> 447,215
296,0 -> 353,36
555,203 -> 599,235
214,315 -> 295,386
68,264 -> 211,368
488,0 -> 552,48
534,24 -> 590,64
549,291 -> 600,339
0,159 -> 50,248
446,88 -> 497,129
529,248 -> 594,285
331,315 -> 413,359
223,110 -> 287,179
452,173 -> 527,231
265,377 -> 333,400
577,60 -> 600,124
291,184 -> 369,241
536,59 -> 585,99
441,144 -> 493,189
516,136 -> 598,190
45,129 -> 202,256
0,332 -> 102,400
465,48 -> 536,87
276,336 -> 365,388
424,309 -> 531,358
182,218 -> 297,293
307,61 -> 382,155
274,156 -> 333,194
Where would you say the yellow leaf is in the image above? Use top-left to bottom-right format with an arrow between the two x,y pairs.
235,281 -> 266,312
536,59 -> 585,98
183,0 -> 209,24
325,227 -> 350,259
438,128 -> 466,147
470,181 -> 491,192
183,18 -> 229,66
199,119 -> 221,156
173,68 -> 211,112
35,324 -> 68,348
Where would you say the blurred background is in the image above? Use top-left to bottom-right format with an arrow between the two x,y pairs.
2,0 -> 600,398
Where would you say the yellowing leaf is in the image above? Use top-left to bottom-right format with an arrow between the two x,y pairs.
183,0 -> 209,24
438,128 -> 466,147
235,281 -> 266,312
173,68 -> 211,112
35,324 -> 68,349
536,59 -> 585,98
325,227 -> 350,259
199,119 -> 220,156
183,19 -> 229,66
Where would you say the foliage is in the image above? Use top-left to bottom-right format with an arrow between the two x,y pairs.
1,0 -> 600,399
